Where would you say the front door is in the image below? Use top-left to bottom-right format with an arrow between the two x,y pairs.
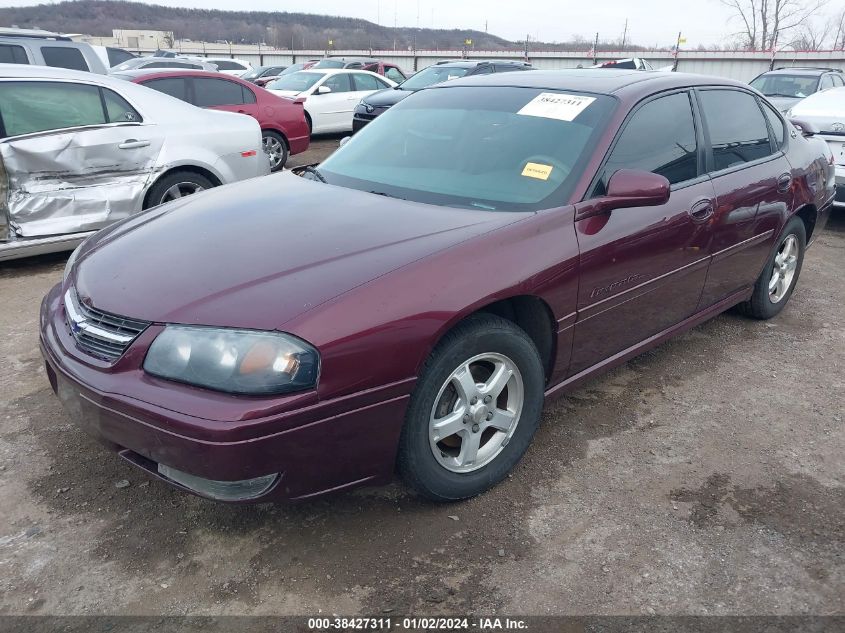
570,90 -> 714,376
311,73 -> 356,133
0,79 -> 161,238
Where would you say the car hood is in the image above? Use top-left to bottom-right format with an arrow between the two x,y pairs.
765,95 -> 802,113
363,88 -> 412,108
74,173 -> 522,331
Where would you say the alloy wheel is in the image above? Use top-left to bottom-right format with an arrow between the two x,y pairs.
769,234 -> 799,303
428,352 -> 524,473
263,135 -> 285,170
160,182 -> 205,204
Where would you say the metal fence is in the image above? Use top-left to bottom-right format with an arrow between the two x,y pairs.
134,44 -> 845,82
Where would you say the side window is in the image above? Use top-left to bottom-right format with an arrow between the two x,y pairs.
833,74 -> 845,87
762,101 -> 785,148
241,85 -> 256,104
385,67 -> 406,83
193,78 -> 245,107
352,73 -> 382,91
102,89 -> 142,123
699,89 -> 773,171
41,46 -> 89,72
472,65 -> 494,75
596,91 -> 698,193
106,48 -> 135,67
819,75 -> 834,91
0,81 -> 105,137
0,44 -> 28,64
214,60 -> 246,71
322,73 -> 352,93
142,77 -> 189,102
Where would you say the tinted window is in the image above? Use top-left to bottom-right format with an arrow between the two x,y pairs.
143,77 -> 188,102
472,65 -> 494,75
0,81 -> 105,137
214,60 -> 247,71
241,85 -> 256,104
193,78 -> 245,106
312,59 -> 345,69
41,46 -> 89,71
319,86 -> 616,211
699,90 -> 772,171
352,73 -> 382,91
103,89 -> 141,123
322,73 -> 352,93
0,44 -> 28,64
833,74 -> 845,87
819,75 -> 834,90
107,48 -> 135,67
750,73 -> 819,98
385,67 -> 405,83
144,61 -> 200,69
494,64 -> 524,73
598,92 -> 698,191
762,102 -> 785,148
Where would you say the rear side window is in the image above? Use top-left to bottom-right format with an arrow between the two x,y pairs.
214,60 -> 246,71
106,48 -> 135,67
142,77 -> 188,102
597,91 -> 698,191
41,46 -> 89,72
472,65 -> 494,75
0,44 -> 28,64
833,74 -> 845,87
103,89 -> 141,123
352,72 -> 382,91
699,89 -> 772,171
193,77 -> 245,106
385,67 -> 405,83
0,81 -> 105,137
762,101 -> 785,148
819,75 -> 834,90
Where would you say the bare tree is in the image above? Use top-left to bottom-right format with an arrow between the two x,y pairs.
831,7 -> 845,49
792,18 -> 831,49
721,0 -> 829,49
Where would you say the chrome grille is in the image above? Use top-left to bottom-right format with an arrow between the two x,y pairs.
64,289 -> 149,361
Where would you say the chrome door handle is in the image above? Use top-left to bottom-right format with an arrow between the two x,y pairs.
118,139 -> 150,149
777,172 -> 793,193
689,199 -> 714,223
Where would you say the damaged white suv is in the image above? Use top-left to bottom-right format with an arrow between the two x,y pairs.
0,64 -> 270,261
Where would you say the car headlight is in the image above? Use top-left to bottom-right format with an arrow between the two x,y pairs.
144,326 -> 320,395
63,246 -> 81,285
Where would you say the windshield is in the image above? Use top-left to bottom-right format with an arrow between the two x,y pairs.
319,86 -> 615,211
240,67 -> 265,80
400,65 -> 471,91
266,72 -> 323,92
313,59 -> 346,69
750,74 -> 819,98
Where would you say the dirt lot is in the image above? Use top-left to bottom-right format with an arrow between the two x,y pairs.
1,140 -> 842,616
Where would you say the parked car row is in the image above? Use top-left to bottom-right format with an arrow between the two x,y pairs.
22,64 -> 833,504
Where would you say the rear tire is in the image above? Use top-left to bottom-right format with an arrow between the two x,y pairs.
397,314 -> 544,501
262,130 -> 288,171
737,216 -> 806,319
144,171 -> 214,209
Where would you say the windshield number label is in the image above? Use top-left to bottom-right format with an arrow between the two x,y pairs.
521,162 -> 553,180
518,92 -> 596,121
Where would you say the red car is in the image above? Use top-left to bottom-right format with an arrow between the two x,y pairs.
42,70 -> 834,503
116,69 -> 310,171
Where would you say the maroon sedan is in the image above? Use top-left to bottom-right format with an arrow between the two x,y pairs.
115,69 -> 310,171
41,70 -> 834,503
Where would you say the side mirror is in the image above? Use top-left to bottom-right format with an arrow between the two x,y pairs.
575,169 -> 670,220
316,85 -> 332,95
789,117 -> 819,137
339,136 -> 352,148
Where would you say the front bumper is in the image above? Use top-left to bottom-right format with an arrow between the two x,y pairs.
39,284 -> 411,502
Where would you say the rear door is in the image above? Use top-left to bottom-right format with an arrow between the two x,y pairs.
0,80 -> 162,238
695,88 -> 792,307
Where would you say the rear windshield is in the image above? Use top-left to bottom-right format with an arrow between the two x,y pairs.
319,86 -> 616,211
266,72 -> 323,92
312,59 -> 345,69
750,74 -> 820,98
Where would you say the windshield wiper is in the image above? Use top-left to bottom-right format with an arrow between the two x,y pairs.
300,165 -> 327,183
765,93 -> 800,98
369,190 -> 406,200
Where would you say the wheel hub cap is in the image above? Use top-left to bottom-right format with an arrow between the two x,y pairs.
769,234 -> 798,304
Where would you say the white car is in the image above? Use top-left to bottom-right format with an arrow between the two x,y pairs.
202,57 -> 254,76
0,64 -> 269,261
266,69 -> 396,134
110,56 -> 217,72
789,87 -> 845,207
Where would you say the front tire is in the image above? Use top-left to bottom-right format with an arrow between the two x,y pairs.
397,314 -> 544,501
738,216 -> 806,319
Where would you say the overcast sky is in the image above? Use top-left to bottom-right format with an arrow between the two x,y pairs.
1,0 -> 843,47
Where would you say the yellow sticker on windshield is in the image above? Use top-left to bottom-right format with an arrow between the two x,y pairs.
522,162 -> 553,180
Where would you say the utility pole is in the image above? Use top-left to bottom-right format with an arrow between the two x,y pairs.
672,31 -> 683,71
524,33 -> 529,62
592,32 -> 599,65
621,19 -> 628,50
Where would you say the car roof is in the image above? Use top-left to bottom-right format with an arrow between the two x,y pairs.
117,69 -> 243,82
296,68 -> 381,75
432,69 -> 748,96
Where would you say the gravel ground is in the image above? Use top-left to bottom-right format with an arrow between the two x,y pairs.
0,146 -> 842,616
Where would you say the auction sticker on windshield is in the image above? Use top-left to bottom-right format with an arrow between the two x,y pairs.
521,162 -> 553,180
517,92 -> 596,122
